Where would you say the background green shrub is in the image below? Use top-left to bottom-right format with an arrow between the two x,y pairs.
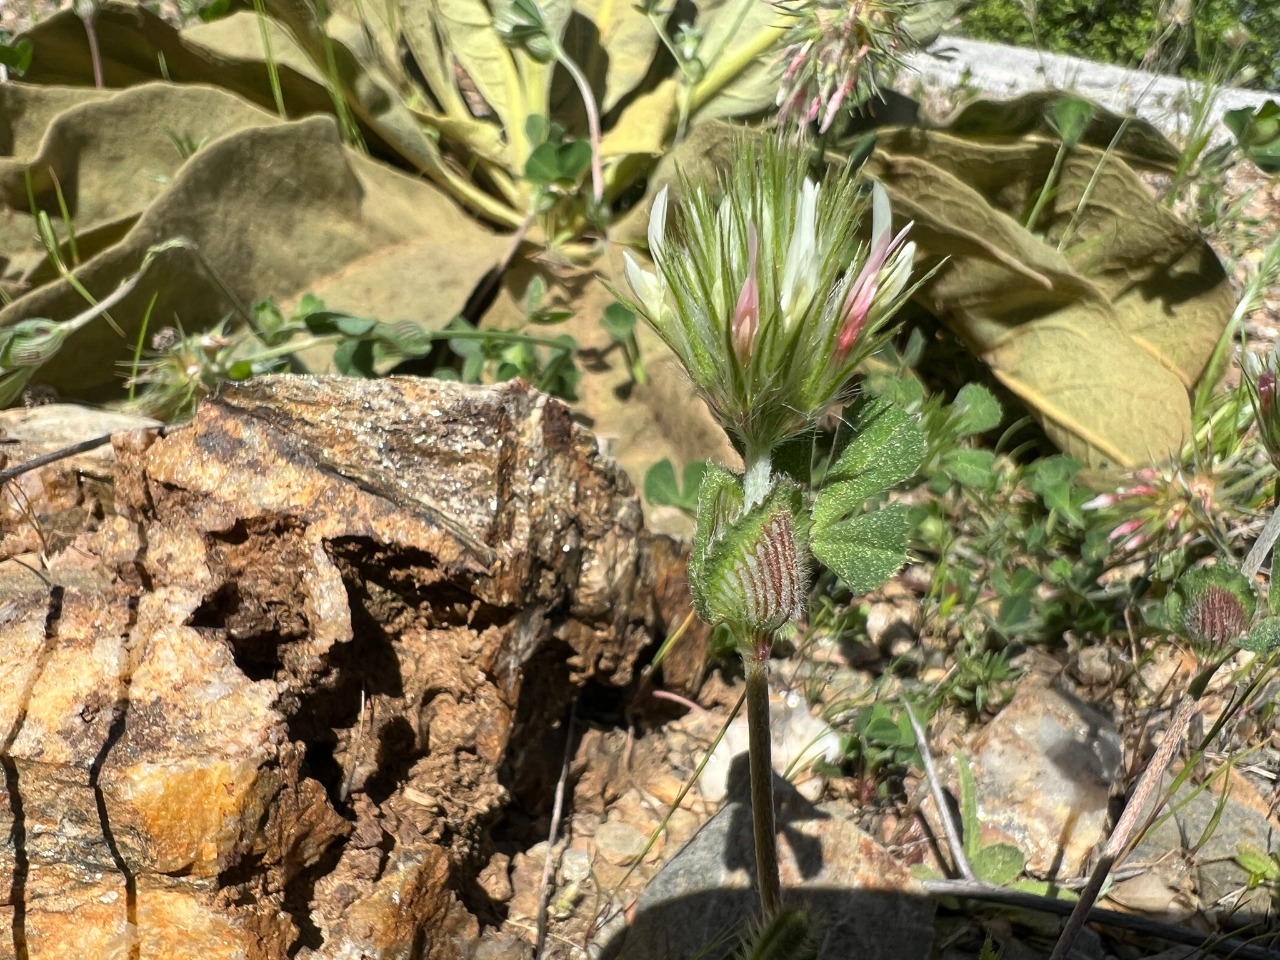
956,0 -> 1280,91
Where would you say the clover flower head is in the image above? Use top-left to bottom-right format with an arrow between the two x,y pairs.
1082,462 -> 1222,558
1169,565 -> 1257,656
1243,348 -> 1280,472
614,138 -> 919,460
774,0 -> 913,134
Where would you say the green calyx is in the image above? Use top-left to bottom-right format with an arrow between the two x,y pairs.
690,464 -> 811,637
1168,565 -> 1256,653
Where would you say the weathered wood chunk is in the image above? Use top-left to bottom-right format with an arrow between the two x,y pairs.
0,375 -> 690,959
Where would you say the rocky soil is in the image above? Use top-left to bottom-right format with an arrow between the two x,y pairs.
5,375 -> 1280,960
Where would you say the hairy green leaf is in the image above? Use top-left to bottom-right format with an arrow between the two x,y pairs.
809,505 -> 911,597
1239,617 -> 1280,655
971,843 -> 1026,887
812,403 -> 924,532
952,382 -> 1002,436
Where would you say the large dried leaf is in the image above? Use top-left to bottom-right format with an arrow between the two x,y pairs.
0,86 -> 505,402
0,83 -> 286,291
427,0 -> 530,158
866,123 -> 1233,469
941,91 -> 1182,171
688,0 -> 787,122
570,0 -> 663,113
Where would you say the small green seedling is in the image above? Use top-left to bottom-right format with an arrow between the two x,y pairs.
957,754 -> 1026,887
644,458 -> 709,516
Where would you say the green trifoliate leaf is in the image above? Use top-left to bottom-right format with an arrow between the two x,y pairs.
952,382 -> 1002,436
1025,455 -> 1083,524
690,474 -> 810,633
810,504 -> 911,597
1238,616 -> 1280,655
643,458 -> 706,514
971,843 -> 1026,887
942,449 -> 998,491
812,402 -> 923,533
1168,565 -> 1257,653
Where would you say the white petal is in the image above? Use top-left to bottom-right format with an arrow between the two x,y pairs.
878,240 -> 917,303
871,181 -> 892,250
648,186 -> 669,258
623,251 -> 665,316
780,178 -> 819,324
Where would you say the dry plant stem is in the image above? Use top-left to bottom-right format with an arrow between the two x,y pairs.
1048,695 -> 1198,960
79,8 -> 104,88
0,433 -> 118,484
744,646 -> 782,920
535,699 -> 577,959
1242,500 -> 1280,578
903,701 -> 975,881
923,878 -> 1277,960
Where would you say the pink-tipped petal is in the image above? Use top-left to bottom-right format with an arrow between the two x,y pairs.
732,227 -> 760,363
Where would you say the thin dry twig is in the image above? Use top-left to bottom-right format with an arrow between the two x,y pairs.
1048,695 -> 1199,960
902,700 -> 975,881
1243,501 -> 1280,579
0,433 -> 120,484
536,698 -> 578,959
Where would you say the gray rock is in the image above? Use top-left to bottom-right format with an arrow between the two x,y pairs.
968,680 -> 1124,877
602,757 -> 933,960
899,36 -> 1276,146
1128,765 -> 1280,921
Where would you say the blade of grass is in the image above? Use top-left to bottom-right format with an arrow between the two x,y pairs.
128,291 -> 160,401
252,0 -> 287,119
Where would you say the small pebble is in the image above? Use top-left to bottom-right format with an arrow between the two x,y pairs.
560,847 -> 592,884
593,821 -> 649,866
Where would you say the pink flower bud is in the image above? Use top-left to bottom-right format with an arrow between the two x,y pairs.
1108,518 -> 1144,542
835,271 -> 875,360
1261,369 -> 1276,415
732,226 -> 760,363
835,186 -> 913,362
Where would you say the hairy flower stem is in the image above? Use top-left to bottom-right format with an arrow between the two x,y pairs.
744,642 -> 782,920
743,450 -> 773,509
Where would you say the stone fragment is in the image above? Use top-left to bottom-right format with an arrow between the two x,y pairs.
606,783 -> 932,960
594,821 -> 650,867
560,847 -> 592,884
478,852 -> 514,905
966,678 -> 1123,877
0,404 -> 158,562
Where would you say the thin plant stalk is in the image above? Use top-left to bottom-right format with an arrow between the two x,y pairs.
76,0 -> 104,88
252,0 -> 288,119
551,49 -> 603,204
1047,694 -> 1198,960
1049,649 -> 1236,960
744,643 -> 782,920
